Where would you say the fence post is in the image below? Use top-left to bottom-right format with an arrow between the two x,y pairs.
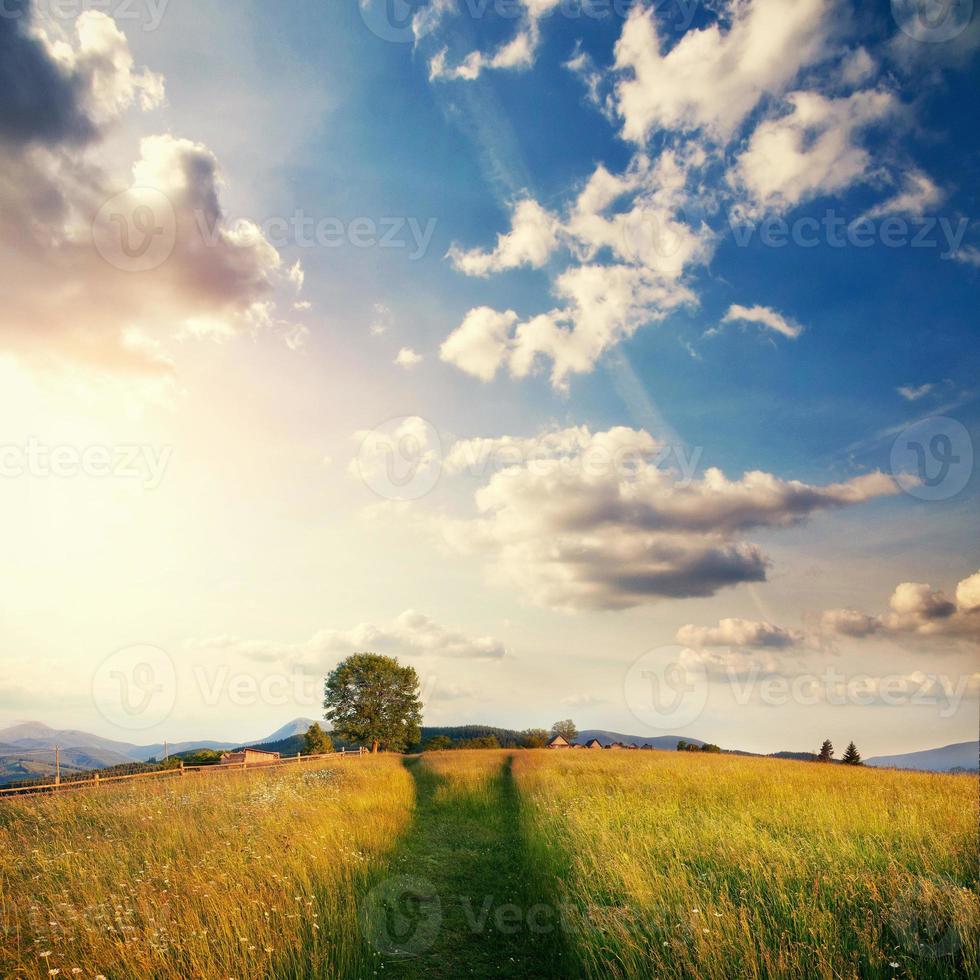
297,752 -> 301,764
94,772 -> 100,788
180,761 -> 185,778
54,746 -> 60,790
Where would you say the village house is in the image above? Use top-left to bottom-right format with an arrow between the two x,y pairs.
546,734 -> 571,749
219,748 -> 281,767
585,738 -> 603,749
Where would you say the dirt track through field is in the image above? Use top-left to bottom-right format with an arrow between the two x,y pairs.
371,755 -> 566,979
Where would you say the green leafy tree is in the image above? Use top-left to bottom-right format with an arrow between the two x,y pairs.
551,719 -> 578,742
423,735 -> 454,751
817,739 -> 834,763
303,722 -> 333,756
323,654 -> 422,753
520,728 -> 551,749
676,740 -> 688,751
841,741 -> 863,766
700,743 -> 722,753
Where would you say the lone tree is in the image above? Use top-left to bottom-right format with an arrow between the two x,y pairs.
323,654 -> 422,754
551,719 -> 578,742
841,741 -> 863,766
817,739 -> 834,762
303,722 -> 333,755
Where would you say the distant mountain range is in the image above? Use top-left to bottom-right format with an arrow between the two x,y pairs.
575,730 -> 706,749
865,741 -> 978,773
0,718 -> 318,785
2,720 -> 974,785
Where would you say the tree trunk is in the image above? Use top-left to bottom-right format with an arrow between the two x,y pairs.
371,739 -> 379,754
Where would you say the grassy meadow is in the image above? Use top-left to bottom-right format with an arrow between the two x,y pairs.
1,750 -> 976,979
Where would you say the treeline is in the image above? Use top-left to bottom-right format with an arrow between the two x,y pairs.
677,740 -> 721,753
417,726 -> 549,751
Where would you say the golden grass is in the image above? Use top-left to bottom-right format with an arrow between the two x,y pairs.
0,756 -> 413,979
513,751 -> 979,979
2,748 -> 974,979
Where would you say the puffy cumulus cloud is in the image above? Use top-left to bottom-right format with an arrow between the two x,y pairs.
728,88 -> 897,215
434,425 -> 899,611
612,0 -> 832,143
819,607 -> 881,638
0,6 -> 307,383
0,3 -> 163,146
448,199 -> 560,276
189,609 -> 506,668
821,569 -> 980,643
394,347 -> 423,369
441,152 -> 708,387
426,0 -> 560,81
677,618 -> 803,648
719,304 -> 803,340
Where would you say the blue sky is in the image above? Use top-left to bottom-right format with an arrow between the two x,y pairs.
0,0 -> 978,754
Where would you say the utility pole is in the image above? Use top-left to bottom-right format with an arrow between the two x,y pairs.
163,739 -> 168,762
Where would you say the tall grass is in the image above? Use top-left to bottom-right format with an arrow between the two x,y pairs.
0,756 -> 413,979
513,751 -> 979,979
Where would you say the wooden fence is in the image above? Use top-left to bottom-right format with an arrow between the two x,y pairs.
0,747 -> 367,800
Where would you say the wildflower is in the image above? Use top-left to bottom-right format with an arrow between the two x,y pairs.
890,964 -> 900,970
40,952 -> 52,958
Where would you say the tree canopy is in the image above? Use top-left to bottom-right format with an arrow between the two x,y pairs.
550,719 -> 578,742
841,741 -> 862,766
303,722 -> 333,755
323,653 -> 422,753
817,739 -> 834,762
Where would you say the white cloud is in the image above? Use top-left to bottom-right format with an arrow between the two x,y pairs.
370,303 -> 391,336
677,618 -> 803,648
822,569 -> 980,643
441,152 -> 709,388
896,382 -> 936,401
951,245 -> 980,268
729,88 -> 897,215
720,304 -> 803,340
434,425 -> 899,611
0,9 -> 306,385
395,347 -> 423,369
865,170 -> 943,219
448,198 -> 560,276
427,0 -> 560,81
439,307 -> 519,383
612,0 -> 832,143
189,609 -> 507,666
